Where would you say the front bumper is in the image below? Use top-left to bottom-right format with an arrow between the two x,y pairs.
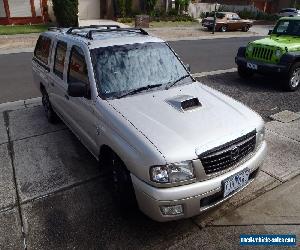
132,141 -> 267,222
235,56 -> 289,74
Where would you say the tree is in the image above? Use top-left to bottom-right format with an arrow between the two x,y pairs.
52,0 -> 78,27
146,0 -> 158,15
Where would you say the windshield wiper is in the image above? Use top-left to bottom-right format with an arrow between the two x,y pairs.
117,84 -> 162,99
165,75 -> 190,90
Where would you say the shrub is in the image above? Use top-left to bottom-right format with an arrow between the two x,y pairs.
125,0 -> 132,16
52,0 -> 78,27
118,0 -> 126,17
146,0 -> 158,15
218,5 -> 278,21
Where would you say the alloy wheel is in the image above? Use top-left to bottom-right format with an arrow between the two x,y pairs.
290,67 -> 300,88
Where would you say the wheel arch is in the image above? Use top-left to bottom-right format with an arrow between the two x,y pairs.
99,144 -> 127,169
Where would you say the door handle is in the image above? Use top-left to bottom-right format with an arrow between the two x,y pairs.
65,94 -> 69,100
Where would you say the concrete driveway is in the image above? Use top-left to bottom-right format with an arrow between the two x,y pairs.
0,80 -> 299,249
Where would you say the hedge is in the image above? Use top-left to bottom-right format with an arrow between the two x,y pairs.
52,0 -> 78,27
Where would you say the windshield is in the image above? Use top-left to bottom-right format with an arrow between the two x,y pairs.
272,20 -> 300,36
91,42 -> 189,99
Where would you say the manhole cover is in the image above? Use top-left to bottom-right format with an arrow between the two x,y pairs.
270,110 -> 300,123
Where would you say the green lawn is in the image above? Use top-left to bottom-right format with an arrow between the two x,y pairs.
0,24 -> 49,35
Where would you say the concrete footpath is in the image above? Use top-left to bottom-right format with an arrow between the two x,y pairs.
0,98 -> 299,249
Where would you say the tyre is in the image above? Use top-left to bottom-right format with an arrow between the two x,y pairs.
108,152 -> 137,213
41,88 -> 57,123
242,25 -> 250,32
285,62 -> 300,91
220,25 -> 227,32
238,65 -> 254,79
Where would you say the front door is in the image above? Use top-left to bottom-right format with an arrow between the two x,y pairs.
65,45 -> 99,157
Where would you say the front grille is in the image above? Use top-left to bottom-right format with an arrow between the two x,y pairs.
251,47 -> 274,61
199,131 -> 256,175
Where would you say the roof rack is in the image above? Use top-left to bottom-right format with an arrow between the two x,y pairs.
86,28 -> 149,39
66,25 -> 121,35
48,27 -> 64,32
63,25 -> 149,40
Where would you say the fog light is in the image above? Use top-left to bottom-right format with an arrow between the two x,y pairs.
160,205 -> 183,215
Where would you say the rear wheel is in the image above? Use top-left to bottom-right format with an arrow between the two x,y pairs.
285,62 -> 300,91
238,65 -> 254,79
41,88 -> 57,123
242,25 -> 250,32
220,25 -> 227,32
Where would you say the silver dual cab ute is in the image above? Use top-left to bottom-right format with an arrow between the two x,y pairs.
32,25 -> 267,221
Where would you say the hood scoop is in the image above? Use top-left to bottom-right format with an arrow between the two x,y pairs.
166,95 -> 201,112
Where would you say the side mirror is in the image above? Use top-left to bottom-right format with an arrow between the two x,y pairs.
268,29 -> 273,35
68,82 -> 87,98
186,64 -> 191,73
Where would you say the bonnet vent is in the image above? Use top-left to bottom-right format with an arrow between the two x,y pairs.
166,95 -> 201,112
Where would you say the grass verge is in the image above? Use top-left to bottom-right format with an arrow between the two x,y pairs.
0,24 -> 49,35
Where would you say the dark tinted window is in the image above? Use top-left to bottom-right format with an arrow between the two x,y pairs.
208,12 -> 225,18
68,46 -> 89,84
34,36 -> 51,65
54,41 -> 67,79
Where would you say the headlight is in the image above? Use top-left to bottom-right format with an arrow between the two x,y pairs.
274,49 -> 282,58
247,44 -> 254,53
257,127 -> 265,146
150,161 -> 195,184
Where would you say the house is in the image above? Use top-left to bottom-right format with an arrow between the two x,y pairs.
0,0 -> 48,25
201,0 -> 296,13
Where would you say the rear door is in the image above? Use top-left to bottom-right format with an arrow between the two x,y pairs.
48,39 -> 71,122
32,35 -> 52,91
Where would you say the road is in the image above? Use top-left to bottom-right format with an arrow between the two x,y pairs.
0,36 -> 260,103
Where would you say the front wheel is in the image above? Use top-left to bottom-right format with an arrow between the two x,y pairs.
109,152 -> 137,213
242,25 -> 250,32
285,62 -> 300,91
238,65 -> 254,79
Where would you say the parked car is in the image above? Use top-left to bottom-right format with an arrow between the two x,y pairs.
32,25 -> 266,222
236,17 -> 300,91
278,8 -> 300,17
202,12 -> 253,32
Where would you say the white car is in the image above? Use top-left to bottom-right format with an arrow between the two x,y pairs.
278,8 -> 300,17
32,25 -> 267,221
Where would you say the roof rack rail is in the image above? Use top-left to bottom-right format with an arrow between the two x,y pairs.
48,27 -> 64,32
86,28 -> 149,39
66,25 -> 121,35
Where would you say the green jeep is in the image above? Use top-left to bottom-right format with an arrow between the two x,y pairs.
236,17 -> 300,91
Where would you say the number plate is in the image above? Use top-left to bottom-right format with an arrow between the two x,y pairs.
247,62 -> 258,70
223,169 -> 250,197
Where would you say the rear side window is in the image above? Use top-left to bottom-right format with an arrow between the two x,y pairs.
34,36 -> 51,65
54,41 -> 67,79
68,46 -> 89,85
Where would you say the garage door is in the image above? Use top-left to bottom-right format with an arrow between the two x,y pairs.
79,0 -> 100,20
8,0 -> 32,17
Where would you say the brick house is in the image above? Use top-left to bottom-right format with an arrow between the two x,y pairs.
0,0 -> 48,25
201,0 -> 296,13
